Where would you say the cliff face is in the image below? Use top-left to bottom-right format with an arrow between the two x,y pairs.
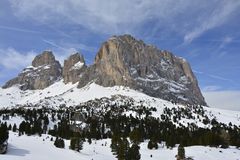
63,53 -> 86,84
3,51 -> 62,90
78,35 -> 206,105
2,35 -> 206,106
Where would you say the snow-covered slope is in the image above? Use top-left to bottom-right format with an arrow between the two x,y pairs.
1,132 -> 240,160
0,80 -> 182,108
1,80 -> 240,127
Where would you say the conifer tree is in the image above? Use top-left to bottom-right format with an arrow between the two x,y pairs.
0,123 -> 9,144
177,144 -> 185,160
12,123 -> 17,132
70,137 -> 83,152
126,143 -> 141,160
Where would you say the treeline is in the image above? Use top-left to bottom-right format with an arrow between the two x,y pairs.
0,105 -> 240,159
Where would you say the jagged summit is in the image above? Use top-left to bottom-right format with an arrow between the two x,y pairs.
32,51 -> 56,67
3,51 -> 62,90
63,53 -> 87,84
2,35 -> 206,106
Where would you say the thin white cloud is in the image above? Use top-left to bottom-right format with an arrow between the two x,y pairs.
42,39 -> 95,64
202,85 -> 221,92
193,70 -> 203,74
42,39 -> 96,53
208,74 -> 233,83
184,1 -> 240,43
0,48 -> 36,69
194,69 -> 234,83
0,25 -> 40,34
42,39 -> 67,51
203,91 -> 240,111
9,0 -> 239,40
61,42 -> 97,53
9,0 -> 240,42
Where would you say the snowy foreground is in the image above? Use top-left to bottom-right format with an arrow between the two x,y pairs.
1,132 -> 240,160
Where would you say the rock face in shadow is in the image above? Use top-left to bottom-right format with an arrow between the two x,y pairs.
63,53 -> 87,84
3,51 -> 62,90
78,35 -> 206,106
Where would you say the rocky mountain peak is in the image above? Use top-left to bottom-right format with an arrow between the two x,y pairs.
3,51 -> 62,90
32,51 -> 56,67
63,53 -> 87,84
79,35 -> 206,106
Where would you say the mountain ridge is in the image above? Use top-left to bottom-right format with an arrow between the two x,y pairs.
2,34 -> 206,106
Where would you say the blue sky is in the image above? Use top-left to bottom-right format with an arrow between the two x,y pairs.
0,0 -> 240,98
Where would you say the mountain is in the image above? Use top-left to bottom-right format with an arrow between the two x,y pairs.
1,34 -> 206,106
3,51 -> 62,90
78,35 -> 206,105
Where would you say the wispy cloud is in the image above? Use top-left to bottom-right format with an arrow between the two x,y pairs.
0,25 -> 40,34
0,48 -> 36,69
9,0 -> 240,40
183,1 -> 240,43
192,70 -> 203,74
208,74 -> 233,83
42,39 -> 67,51
42,39 -> 97,53
202,85 -> 221,92
7,0 -> 240,47
193,69 -> 234,83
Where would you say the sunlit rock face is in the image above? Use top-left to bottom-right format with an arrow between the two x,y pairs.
77,35 -> 206,106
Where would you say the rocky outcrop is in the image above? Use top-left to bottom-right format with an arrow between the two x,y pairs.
63,53 -> 87,84
32,51 -> 57,67
78,35 -> 206,106
3,51 -> 62,90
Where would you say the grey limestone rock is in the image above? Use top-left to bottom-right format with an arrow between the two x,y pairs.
3,51 -> 62,90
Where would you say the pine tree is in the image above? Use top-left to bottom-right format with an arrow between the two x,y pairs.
0,123 -> 9,144
12,123 -> 17,132
88,136 -> 92,144
8,124 -> 12,131
70,137 -> 83,152
129,128 -> 141,144
177,144 -> 185,160
126,143 -> 141,160
19,121 -> 26,135
147,140 -> 153,149
116,137 -> 129,160
110,135 -> 118,156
